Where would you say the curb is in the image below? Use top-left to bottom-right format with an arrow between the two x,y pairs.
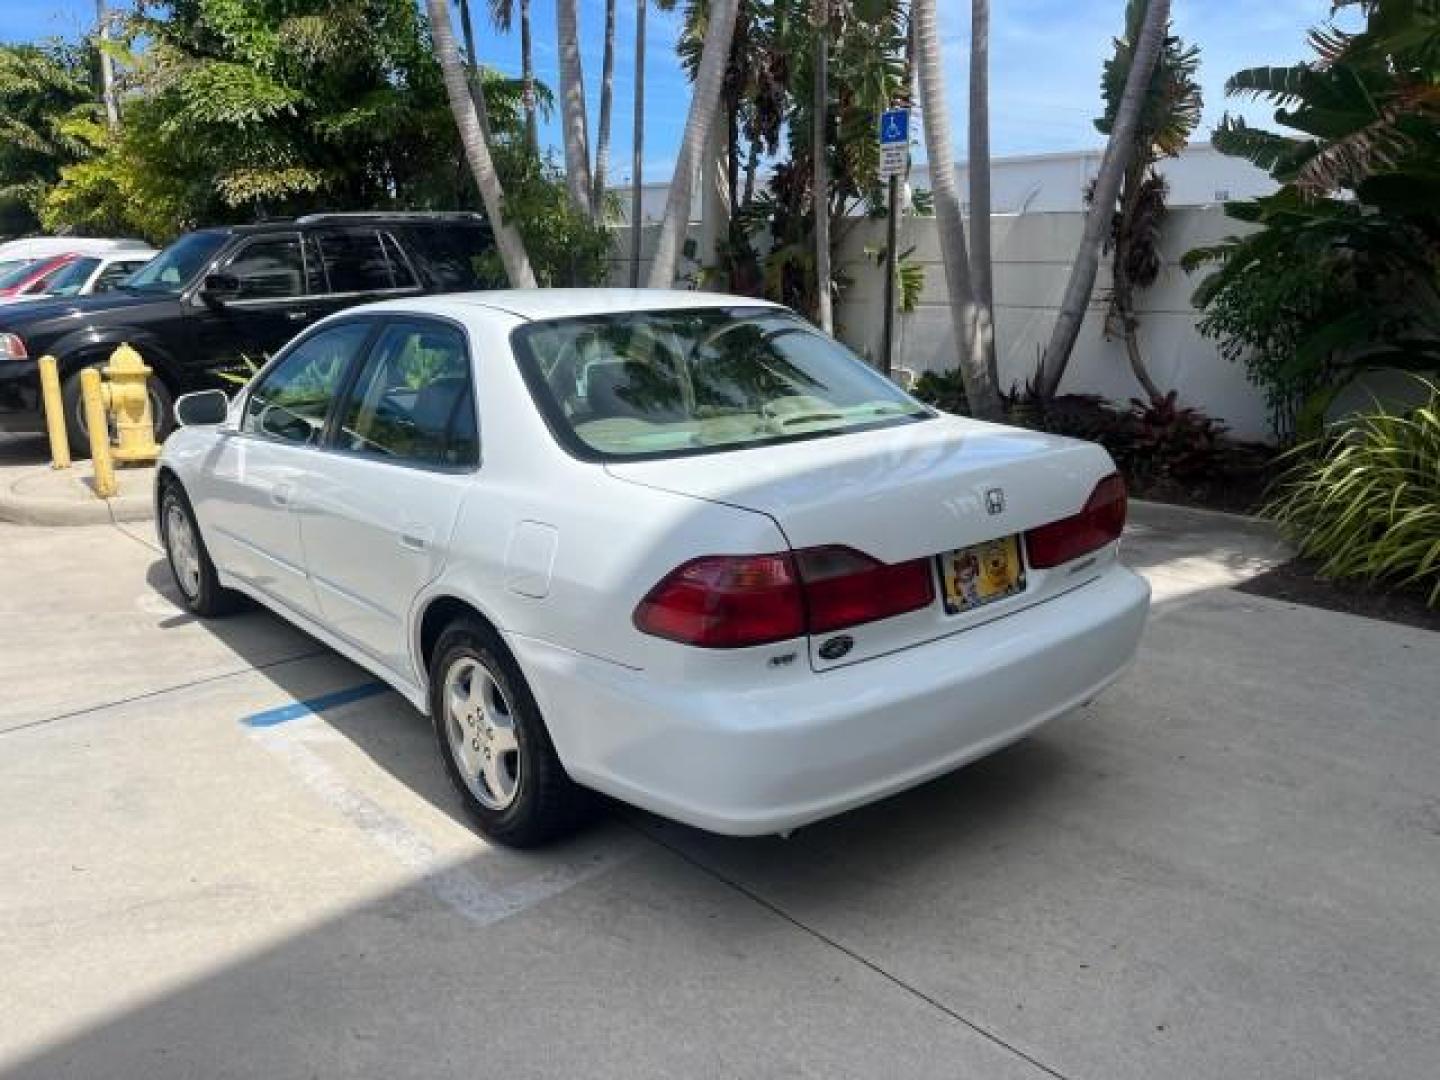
0,465 -> 154,527
1129,497 -> 1267,526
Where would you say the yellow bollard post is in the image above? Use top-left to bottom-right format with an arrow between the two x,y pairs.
80,367 -> 117,499
37,355 -> 71,469
102,343 -> 161,465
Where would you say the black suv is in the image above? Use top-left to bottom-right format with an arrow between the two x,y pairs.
0,212 -> 495,452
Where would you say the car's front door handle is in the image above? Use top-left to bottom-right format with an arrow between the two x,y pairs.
271,482 -> 293,508
286,311 -> 309,322
399,523 -> 434,552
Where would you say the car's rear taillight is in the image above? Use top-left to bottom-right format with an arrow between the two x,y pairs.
1024,473 -> 1127,569
635,545 -> 935,648
0,333 -> 27,361
633,553 -> 805,648
793,545 -> 935,634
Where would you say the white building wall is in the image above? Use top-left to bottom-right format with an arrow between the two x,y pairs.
609,145 -> 1275,224
830,207 -> 1272,440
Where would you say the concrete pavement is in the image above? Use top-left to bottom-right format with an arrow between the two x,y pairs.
1,502 -> 1437,1079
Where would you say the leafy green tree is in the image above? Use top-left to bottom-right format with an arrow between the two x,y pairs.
0,41 -> 97,237
1186,0 -> 1440,437
719,0 -> 913,321
36,0 -> 611,284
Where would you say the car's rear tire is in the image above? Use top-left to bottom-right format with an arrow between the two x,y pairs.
61,364 -> 174,459
159,482 -> 241,617
430,618 -> 592,847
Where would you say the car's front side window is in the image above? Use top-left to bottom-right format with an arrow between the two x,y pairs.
333,320 -> 477,468
223,236 -> 310,300
242,322 -> 372,444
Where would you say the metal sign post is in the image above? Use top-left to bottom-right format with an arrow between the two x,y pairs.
878,108 -> 910,378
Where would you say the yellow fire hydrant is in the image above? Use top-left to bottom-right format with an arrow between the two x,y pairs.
98,343 -> 161,465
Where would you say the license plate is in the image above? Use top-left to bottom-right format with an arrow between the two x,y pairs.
938,535 -> 1026,614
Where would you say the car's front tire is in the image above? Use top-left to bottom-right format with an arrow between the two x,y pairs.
62,364 -> 174,459
159,482 -> 240,617
430,618 -> 591,847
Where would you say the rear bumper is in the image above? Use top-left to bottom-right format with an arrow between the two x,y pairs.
509,564 -> 1151,836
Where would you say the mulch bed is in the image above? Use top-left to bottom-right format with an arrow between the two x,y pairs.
1126,441 -> 1282,517
1235,558 -> 1439,632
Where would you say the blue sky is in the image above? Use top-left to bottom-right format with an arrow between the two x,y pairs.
2,0 -> 1339,180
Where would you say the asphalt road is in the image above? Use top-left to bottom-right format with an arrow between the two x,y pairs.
1,498 -> 1437,1079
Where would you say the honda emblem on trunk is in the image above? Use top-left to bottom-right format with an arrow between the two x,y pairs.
985,488 -> 1006,515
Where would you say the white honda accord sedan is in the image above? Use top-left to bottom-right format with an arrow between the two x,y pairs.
157,290 -> 1150,846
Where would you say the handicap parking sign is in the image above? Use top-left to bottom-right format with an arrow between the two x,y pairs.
879,108 -> 909,146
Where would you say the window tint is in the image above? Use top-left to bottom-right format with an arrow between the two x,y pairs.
381,233 -> 417,288
399,225 -> 497,290
225,236 -> 308,300
316,231 -> 398,293
334,321 -> 476,467
242,322 -> 371,444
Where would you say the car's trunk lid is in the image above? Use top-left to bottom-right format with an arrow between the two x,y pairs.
607,415 -> 1120,669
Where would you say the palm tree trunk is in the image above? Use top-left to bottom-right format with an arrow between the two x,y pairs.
427,0 -> 536,287
647,0 -> 742,288
457,0 -> 492,144
813,0 -> 833,334
913,0 -> 1001,419
629,0 -> 646,287
1114,162 -> 1165,404
742,138 -> 759,207
520,0 -> 537,154
1038,0 -> 1170,397
592,0 -> 617,213
96,0 -> 119,127
557,0 -> 593,217
968,0 -> 995,382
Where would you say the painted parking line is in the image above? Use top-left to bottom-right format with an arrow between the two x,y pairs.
244,694 -> 639,926
241,682 -> 390,728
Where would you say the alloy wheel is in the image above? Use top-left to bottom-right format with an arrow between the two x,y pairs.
444,656 -> 522,811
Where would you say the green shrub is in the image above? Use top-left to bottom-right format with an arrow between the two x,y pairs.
1265,383 -> 1440,606
1121,392 -> 1230,484
912,369 -> 968,414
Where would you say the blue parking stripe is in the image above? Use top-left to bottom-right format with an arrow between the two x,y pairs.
241,682 -> 390,728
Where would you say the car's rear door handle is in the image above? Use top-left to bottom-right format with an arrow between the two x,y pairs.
286,310 -> 309,322
271,482 -> 293,508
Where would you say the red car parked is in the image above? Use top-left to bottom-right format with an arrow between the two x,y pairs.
0,254 -> 78,300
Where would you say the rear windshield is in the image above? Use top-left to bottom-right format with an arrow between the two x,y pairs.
512,307 -> 931,461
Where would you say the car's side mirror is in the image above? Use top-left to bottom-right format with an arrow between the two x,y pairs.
200,272 -> 241,306
174,389 -> 229,427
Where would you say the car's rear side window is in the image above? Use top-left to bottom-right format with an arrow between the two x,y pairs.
399,225 -> 498,290
316,231 -> 404,294
332,320 -> 477,468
